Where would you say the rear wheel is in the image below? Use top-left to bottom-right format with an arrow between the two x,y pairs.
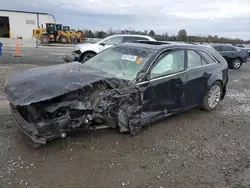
40,35 -> 50,44
80,52 -> 96,63
200,81 -> 222,111
60,36 -> 68,44
231,58 -> 242,69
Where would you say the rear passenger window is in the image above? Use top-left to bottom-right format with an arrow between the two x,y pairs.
199,51 -> 217,64
187,50 -> 203,69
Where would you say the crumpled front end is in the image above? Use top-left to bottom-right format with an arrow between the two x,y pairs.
9,81 -> 145,145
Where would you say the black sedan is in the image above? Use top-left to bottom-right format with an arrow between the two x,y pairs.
4,42 -> 228,146
211,44 -> 248,69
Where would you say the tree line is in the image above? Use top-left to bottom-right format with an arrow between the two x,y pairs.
82,28 -> 248,44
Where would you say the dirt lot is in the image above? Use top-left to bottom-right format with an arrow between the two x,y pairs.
0,61 -> 250,188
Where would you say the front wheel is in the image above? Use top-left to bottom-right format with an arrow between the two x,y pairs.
40,35 -> 50,44
200,82 -> 222,111
80,52 -> 96,63
60,36 -> 68,44
231,58 -> 242,69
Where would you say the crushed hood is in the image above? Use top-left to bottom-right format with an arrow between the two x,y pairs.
5,62 -> 127,106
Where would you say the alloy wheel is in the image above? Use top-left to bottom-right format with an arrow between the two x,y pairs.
233,60 -> 241,69
208,85 -> 221,108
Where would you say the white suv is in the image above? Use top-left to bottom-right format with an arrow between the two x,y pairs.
64,34 -> 156,63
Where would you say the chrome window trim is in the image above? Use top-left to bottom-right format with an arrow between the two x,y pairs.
137,70 -> 187,85
187,62 -> 216,71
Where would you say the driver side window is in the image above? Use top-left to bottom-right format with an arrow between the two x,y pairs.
104,36 -> 123,45
150,50 -> 185,79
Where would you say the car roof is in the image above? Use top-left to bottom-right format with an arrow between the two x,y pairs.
112,41 -> 228,66
210,43 -> 235,47
118,41 -> 214,51
109,34 -> 151,37
104,34 -> 156,41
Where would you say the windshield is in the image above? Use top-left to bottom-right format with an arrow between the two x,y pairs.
83,46 -> 156,80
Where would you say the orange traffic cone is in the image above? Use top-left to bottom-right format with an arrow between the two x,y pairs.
14,37 -> 21,57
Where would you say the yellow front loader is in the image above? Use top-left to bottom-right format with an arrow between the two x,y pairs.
63,26 -> 84,43
32,23 -> 72,44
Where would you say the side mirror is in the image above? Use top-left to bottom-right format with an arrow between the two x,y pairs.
100,42 -> 106,46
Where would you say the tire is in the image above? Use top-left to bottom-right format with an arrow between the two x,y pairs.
59,36 -> 68,44
80,52 -> 96,63
40,35 -> 50,44
231,58 -> 242,69
200,81 -> 222,111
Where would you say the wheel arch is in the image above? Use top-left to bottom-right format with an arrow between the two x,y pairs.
207,79 -> 225,100
235,57 -> 243,62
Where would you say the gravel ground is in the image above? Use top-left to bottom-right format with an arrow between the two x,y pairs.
0,61 -> 250,188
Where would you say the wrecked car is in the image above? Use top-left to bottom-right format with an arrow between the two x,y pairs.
4,41 -> 228,146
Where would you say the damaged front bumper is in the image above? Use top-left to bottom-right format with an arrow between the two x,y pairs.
11,106 -> 48,145
63,52 -> 81,62
11,105 -> 110,145
10,100 -> 118,146
63,54 -> 76,62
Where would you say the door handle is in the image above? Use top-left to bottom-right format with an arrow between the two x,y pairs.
176,82 -> 185,87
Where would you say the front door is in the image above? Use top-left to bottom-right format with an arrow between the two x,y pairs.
142,49 -> 187,117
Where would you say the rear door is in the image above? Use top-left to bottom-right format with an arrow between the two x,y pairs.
186,49 -> 214,107
141,49 -> 187,115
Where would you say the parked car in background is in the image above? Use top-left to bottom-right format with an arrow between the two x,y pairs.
236,44 -> 250,58
5,42 -> 228,146
236,44 -> 248,48
64,34 -> 156,63
211,44 -> 248,69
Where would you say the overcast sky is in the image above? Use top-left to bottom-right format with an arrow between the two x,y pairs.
2,0 -> 250,39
